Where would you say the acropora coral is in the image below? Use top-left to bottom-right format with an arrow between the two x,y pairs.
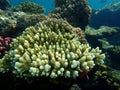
0,22 -> 105,79
40,18 -> 87,44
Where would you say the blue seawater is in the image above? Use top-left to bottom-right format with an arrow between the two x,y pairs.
9,0 -> 120,14
88,0 -> 120,9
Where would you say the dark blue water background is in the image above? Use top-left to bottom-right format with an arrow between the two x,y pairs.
9,0 -> 120,14
88,0 -> 120,9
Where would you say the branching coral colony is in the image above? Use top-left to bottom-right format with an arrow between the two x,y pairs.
0,22 -> 105,79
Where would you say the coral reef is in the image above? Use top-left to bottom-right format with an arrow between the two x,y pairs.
95,65 -> 120,89
49,0 -> 92,30
0,9 -> 47,37
85,26 -> 120,47
85,26 -> 118,38
15,1 -> 44,14
0,6 -> 87,43
0,22 -> 105,79
85,26 -> 120,69
0,36 -> 12,58
102,45 -> 120,69
40,18 -> 87,44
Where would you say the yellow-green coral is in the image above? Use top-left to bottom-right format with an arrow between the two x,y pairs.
0,22 -> 105,78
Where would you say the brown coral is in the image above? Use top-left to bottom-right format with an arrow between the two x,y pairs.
49,0 -> 92,30
0,36 -> 12,58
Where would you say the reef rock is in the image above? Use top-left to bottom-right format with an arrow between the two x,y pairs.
0,9 -> 47,37
0,0 -> 11,10
49,0 -> 92,30
14,1 -> 45,14
85,26 -> 120,47
89,1 -> 120,29
85,26 -> 120,69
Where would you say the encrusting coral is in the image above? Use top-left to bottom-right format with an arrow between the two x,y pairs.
0,22 -> 105,79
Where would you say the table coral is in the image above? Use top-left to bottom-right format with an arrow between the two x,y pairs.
0,22 -> 105,79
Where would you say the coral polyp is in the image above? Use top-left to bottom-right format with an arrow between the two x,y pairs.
0,22 -> 105,79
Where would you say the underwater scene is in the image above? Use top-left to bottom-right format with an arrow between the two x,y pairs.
0,0 -> 120,90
